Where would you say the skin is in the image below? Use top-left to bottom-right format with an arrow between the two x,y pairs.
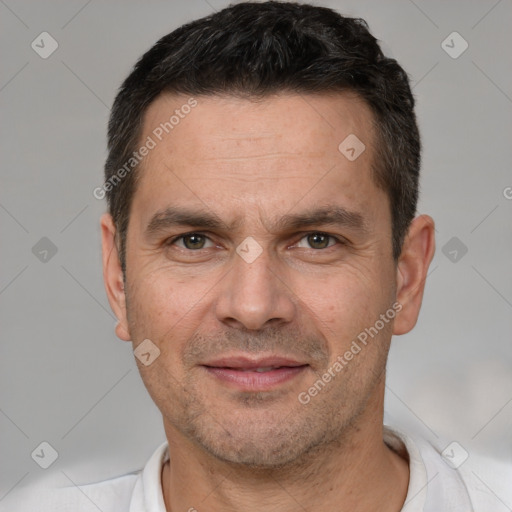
101,91 -> 435,511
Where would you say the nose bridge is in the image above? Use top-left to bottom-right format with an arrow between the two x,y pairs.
214,241 -> 295,330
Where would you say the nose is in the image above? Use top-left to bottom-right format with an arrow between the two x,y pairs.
214,244 -> 296,331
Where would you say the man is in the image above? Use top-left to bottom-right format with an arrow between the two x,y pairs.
4,1 -> 476,511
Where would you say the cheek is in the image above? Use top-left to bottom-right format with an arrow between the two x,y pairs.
126,269 -> 195,349
126,277 -> 195,403
293,266 -> 392,345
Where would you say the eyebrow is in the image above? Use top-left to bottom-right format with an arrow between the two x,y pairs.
144,205 -> 368,238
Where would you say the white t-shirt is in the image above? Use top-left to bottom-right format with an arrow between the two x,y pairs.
1,427 -> 479,511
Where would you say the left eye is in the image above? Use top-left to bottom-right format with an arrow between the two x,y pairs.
296,232 -> 338,250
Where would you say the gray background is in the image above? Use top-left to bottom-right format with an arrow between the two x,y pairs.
1,0 -> 511,508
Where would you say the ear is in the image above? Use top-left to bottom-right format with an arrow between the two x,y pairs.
100,213 -> 131,341
393,214 -> 436,336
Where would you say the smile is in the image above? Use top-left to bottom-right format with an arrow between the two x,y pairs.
201,355 -> 309,391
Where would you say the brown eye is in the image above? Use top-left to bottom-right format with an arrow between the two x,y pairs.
182,234 -> 206,249
297,232 -> 337,250
169,233 -> 214,250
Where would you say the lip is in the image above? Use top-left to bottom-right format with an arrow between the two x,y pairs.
203,355 -> 306,369
201,355 -> 309,391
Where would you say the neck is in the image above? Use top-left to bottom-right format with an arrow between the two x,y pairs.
161,381 -> 409,512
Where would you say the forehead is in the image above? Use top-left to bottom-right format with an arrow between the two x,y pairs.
132,91 -> 386,230
143,91 -> 374,158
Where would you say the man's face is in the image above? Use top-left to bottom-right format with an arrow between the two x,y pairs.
112,92 -> 400,467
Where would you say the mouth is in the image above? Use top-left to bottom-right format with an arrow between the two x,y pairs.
201,355 -> 309,391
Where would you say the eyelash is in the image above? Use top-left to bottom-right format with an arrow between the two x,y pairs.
165,231 -> 345,251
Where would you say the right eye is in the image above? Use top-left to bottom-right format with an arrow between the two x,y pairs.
165,232 -> 215,250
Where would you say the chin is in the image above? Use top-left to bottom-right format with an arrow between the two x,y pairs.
183,409 -> 333,469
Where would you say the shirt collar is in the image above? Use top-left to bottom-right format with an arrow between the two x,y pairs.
131,428 -> 424,512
